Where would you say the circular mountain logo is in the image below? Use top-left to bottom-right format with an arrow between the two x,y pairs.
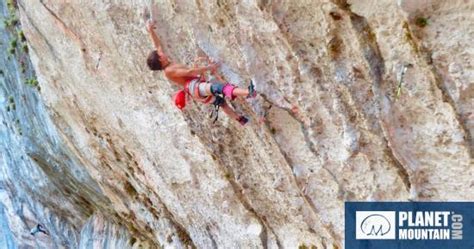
360,214 -> 392,236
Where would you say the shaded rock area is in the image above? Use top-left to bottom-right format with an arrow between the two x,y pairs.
0,0 -> 472,248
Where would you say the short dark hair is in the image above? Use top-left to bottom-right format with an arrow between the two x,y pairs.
147,50 -> 162,70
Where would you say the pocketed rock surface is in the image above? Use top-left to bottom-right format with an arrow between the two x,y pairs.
0,0 -> 472,248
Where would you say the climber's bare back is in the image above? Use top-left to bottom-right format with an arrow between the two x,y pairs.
163,63 -> 199,86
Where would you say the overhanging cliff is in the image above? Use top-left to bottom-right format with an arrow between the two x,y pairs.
0,0 -> 472,248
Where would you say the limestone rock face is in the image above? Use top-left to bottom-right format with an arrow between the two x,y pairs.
0,0 -> 472,248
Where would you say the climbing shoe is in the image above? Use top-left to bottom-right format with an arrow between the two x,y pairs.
237,116 -> 249,126
246,80 -> 257,99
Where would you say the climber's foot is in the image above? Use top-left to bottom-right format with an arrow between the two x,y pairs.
247,80 -> 257,99
237,116 -> 249,126
291,105 -> 299,114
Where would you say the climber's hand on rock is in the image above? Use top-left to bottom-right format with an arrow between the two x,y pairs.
208,61 -> 220,72
193,56 -> 210,66
146,19 -> 156,32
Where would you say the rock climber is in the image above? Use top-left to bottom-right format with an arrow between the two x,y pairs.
145,19 -> 256,125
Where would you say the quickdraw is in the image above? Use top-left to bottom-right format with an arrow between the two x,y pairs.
209,95 -> 225,124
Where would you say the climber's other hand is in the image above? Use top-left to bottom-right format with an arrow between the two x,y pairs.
208,61 -> 220,72
146,19 -> 156,32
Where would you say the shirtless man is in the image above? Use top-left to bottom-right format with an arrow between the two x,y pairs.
145,20 -> 256,125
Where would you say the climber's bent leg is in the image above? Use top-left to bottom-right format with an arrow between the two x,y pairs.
219,100 -> 247,125
220,100 -> 239,120
226,80 -> 256,99
232,87 -> 249,98
210,82 -> 254,100
206,77 -> 256,100
222,84 -> 237,100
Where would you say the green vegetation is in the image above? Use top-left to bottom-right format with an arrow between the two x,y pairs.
22,44 -> 28,53
25,78 -> 39,87
415,16 -> 429,28
3,15 -> 18,28
24,78 -> 41,92
3,0 -> 38,94
8,96 -> 14,104
8,38 -> 18,55
18,30 -> 26,42
6,0 -> 17,12
4,0 -> 19,28
10,38 -> 17,48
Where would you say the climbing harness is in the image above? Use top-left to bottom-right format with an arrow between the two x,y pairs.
174,75 -> 227,124
206,80 -> 255,124
174,75 -> 211,109
171,67 -> 256,125
209,95 -> 225,124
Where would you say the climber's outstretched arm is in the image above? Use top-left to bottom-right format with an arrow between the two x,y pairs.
193,56 -> 210,66
146,20 -> 165,57
192,56 -> 226,81
210,66 -> 226,82
170,63 -> 219,78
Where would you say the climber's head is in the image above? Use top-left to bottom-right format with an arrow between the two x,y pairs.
147,50 -> 169,71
